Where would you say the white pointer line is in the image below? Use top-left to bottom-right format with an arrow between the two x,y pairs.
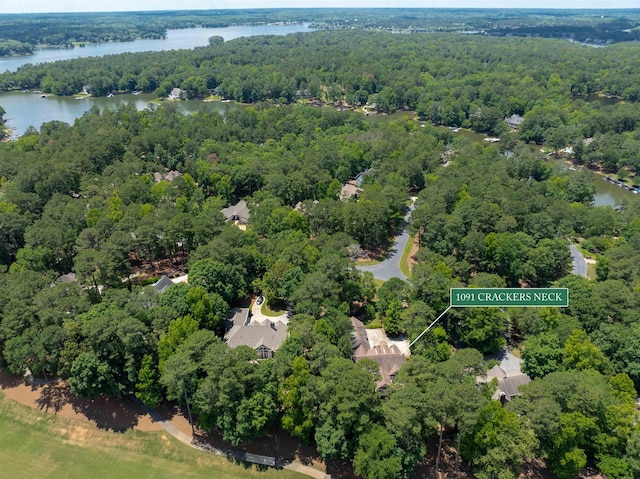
403,305 -> 452,355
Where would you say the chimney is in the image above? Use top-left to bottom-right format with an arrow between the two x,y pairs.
270,322 -> 276,330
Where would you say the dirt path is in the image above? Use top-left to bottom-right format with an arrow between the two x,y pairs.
0,370 -> 331,479
407,234 -> 419,274
0,370 -> 161,432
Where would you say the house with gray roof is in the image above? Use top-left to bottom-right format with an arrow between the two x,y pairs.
224,308 -> 287,359
505,114 -> 525,130
221,200 -> 250,225
476,352 -> 531,402
152,275 -> 175,294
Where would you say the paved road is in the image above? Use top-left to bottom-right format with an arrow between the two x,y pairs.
569,243 -> 588,277
357,199 -> 416,281
134,398 -> 331,479
250,299 -> 288,324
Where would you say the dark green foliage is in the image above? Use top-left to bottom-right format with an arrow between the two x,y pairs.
135,354 -> 162,408
313,358 -> 380,460
521,332 -> 562,379
461,401 -> 537,479
69,351 -> 119,398
353,425 -> 404,479
1,21 -> 640,479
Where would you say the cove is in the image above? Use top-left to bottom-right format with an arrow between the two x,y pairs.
0,24 -> 314,73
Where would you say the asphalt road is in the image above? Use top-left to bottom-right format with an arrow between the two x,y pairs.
569,243 -> 588,277
357,199 -> 416,281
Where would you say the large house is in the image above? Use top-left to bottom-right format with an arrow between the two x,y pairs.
350,317 -> 408,391
221,200 -> 250,225
224,308 -> 287,359
339,183 -> 363,202
476,352 -> 531,402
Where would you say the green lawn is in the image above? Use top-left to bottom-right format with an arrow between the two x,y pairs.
261,300 -> 287,317
0,392 -> 305,479
399,233 -> 417,279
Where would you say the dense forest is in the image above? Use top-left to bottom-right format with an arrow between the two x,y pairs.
0,9 -> 639,52
3,29 -> 640,174
1,21 -> 640,479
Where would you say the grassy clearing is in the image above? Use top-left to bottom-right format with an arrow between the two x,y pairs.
261,301 -> 287,317
587,262 -> 597,280
355,258 -> 381,266
365,319 -> 383,329
0,392 -> 304,479
399,234 -> 416,279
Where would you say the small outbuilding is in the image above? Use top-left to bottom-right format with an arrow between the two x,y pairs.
505,114 -> 524,130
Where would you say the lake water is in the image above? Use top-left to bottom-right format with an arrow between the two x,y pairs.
1,92 -> 241,136
0,23 -> 312,136
0,24 -> 315,73
592,173 -> 638,207
554,162 -> 636,207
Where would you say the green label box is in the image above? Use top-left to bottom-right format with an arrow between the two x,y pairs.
450,288 -> 568,308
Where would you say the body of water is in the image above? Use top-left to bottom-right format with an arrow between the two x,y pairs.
592,173 -> 638,207
555,162 -> 637,207
1,92 -> 240,136
0,24 -> 312,136
0,24 -> 314,73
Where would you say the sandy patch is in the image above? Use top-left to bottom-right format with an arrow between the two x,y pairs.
0,370 -> 162,432
156,402 -> 195,436
407,234 -> 419,273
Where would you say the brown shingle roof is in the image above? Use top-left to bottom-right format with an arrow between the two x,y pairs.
350,318 -> 406,390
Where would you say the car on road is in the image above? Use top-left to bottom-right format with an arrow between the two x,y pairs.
256,296 -> 264,305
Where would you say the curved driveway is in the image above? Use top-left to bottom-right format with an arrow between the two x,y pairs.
357,199 -> 416,281
569,242 -> 588,277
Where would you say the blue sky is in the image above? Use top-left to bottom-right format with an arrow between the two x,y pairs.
0,1 -> 638,14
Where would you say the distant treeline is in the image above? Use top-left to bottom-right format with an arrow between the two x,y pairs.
0,40 -> 33,56
0,8 -> 639,53
0,10 -> 310,49
491,20 -> 640,45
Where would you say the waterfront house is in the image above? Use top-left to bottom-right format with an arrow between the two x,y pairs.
505,114 -> 524,130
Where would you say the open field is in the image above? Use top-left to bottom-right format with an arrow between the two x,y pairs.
0,391 -> 306,479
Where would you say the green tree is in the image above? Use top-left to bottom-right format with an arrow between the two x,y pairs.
158,315 -> 199,368
457,308 -> 507,354
462,401 -> 537,479
188,258 -> 246,303
353,425 -> 404,479
563,329 -> 612,374
521,332 -> 562,379
135,354 -> 162,408
69,351 -> 118,398
279,356 -> 316,443
313,358 -> 380,460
